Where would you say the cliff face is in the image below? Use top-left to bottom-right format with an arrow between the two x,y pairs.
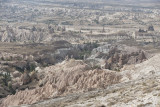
0,25 -> 84,43
0,26 -> 50,42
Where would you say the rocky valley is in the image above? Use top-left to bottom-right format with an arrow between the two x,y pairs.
0,0 -> 160,107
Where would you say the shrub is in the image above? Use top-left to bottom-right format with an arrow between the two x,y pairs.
1,72 -> 11,86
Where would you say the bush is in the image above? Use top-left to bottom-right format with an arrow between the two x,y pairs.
8,82 -> 16,94
26,62 -> 36,72
1,72 -> 11,86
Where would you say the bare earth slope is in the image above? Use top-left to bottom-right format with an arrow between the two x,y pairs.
23,55 -> 160,107
28,72 -> 160,107
1,54 -> 160,107
0,59 -> 121,107
19,54 -> 160,107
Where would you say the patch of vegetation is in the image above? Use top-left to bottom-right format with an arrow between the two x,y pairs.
26,62 -> 37,72
1,72 -> 11,86
75,42 -> 99,60
0,72 -> 15,94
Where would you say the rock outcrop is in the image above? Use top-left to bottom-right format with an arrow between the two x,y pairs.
20,72 -> 31,85
102,45 -> 148,70
121,54 -> 160,81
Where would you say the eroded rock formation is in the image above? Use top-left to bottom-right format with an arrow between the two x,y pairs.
0,59 -> 122,107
